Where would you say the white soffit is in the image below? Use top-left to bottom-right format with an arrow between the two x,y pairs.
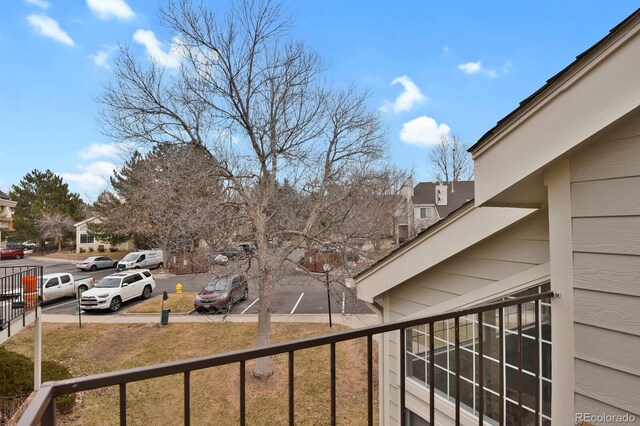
356,206 -> 538,302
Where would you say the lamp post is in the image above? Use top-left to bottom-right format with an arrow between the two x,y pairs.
323,263 -> 332,327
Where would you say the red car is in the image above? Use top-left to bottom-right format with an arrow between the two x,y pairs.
0,247 -> 24,260
194,275 -> 248,313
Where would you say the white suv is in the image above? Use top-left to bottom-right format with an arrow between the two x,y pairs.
80,270 -> 155,312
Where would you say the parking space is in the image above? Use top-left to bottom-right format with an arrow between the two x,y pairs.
1,256 -> 372,317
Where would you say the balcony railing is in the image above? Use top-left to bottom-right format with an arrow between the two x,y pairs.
0,266 -> 43,338
19,290 -> 556,425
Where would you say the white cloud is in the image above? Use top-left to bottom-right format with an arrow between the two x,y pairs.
458,61 -> 482,75
77,142 -> 131,159
86,0 -> 135,21
133,29 -> 182,69
399,116 -> 451,147
27,14 -> 74,46
61,161 -> 118,199
380,75 -> 426,114
24,0 -> 50,9
89,46 -> 117,69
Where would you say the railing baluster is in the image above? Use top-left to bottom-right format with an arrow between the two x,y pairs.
119,383 -> 126,426
240,361 -> 246,426
499,307 -> 504,426
478,312 -> 484,426
429,322 -> 435,424
184,371 -> 190,426
534,300 -> 540,426
288,352 -> 294,426
399,328 -> 405,425
330,342 -> 336,426
455,317 -> 460,425
518,303 -> 523,424
367,335 -> 373,426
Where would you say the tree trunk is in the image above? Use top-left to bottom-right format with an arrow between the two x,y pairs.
252,271 -> 273,378
57,240 -> 62,252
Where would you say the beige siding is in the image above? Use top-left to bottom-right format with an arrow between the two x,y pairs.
382,211 -> 549,424
571,123 -> 640,418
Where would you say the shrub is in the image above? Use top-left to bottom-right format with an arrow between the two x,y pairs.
88,247 -> 94,253
0,347 -> 75,417
97,245 -> 105,253
79,248 -> 86,253
109,246 -> 118,252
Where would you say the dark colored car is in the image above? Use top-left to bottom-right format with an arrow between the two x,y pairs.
219,248 -> 243,260
194,275 -> 248,313
0,247 -> 24,260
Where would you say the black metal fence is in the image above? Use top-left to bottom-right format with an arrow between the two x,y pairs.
18,291 -> 555,426
0,266 -> 43,338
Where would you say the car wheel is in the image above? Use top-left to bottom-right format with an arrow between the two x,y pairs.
157,262 -> 163,269
241,287 -> 248,301
14,254 -> 22,259
109,297 -> 122,312
140,285 -> 152,300
90,265 -> 97,271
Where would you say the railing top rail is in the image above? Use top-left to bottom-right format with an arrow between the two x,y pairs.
19,290 -> 556,425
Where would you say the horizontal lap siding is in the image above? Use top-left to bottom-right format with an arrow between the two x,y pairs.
571,122 -> 640,418
384,211 -> 549,424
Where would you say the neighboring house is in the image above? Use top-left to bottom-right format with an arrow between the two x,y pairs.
396,178 -> 474,243
356,10 -> 640,426
74,217 -> 134,252
0,190 -> 17,244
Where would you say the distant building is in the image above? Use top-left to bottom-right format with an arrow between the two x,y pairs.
74,217 -> 134,252
396,179 -> 474,243
0,190 -> 17,243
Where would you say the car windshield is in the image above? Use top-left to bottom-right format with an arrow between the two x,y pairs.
122,253 -> 138,261
95,277 -> 122,288
204,280 -> 231,292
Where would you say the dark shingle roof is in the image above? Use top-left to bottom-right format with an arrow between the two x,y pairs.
469,8 -> 640,153
0,190 -> 9,200
412,181 -> 475,219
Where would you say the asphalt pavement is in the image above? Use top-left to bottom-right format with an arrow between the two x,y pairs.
0,255 -> 373,319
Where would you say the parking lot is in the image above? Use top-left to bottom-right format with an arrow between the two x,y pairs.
0,256 -> 372,317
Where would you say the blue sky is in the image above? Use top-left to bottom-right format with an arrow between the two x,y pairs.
1,0 -> 638,201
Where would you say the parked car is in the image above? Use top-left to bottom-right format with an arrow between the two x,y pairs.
76,256 -> 118,271
0,247 -> 24,260
22,241 -> 38,250
236,242 -> 258,255
0,272 -> 95,305
194,275 -> 248,313
219,248 -> 242,260
80,270 -> 155,312
117,250 -> 163,271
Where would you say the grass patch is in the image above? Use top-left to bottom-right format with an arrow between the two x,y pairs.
3,323 -> 378,425
126,292 -> 197,314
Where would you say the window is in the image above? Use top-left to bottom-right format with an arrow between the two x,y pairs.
80,234 -> 94,244
60,275 -> 71,284
404,409 -> 429,425
45,278 -> 60,288
419,208 -> 427,219
142,271 -> 151,278
406,284 -> 552,425
418,207 -> 435,220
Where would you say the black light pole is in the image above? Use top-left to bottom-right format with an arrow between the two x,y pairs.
323,263 -> 332,327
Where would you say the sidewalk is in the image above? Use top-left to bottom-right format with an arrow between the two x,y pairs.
42,312 -> 380,328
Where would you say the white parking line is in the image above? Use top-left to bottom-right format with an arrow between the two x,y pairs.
241,298 -> 259,314
42,299 -> 78,311
290,293 -> 304,315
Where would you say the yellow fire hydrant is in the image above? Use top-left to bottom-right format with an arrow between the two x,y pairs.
176,283 -> 182,294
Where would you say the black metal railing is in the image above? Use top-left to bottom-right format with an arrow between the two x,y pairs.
18,291 -> 556,426
0,266 -> 43,338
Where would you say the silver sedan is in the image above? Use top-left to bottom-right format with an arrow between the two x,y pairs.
76,256 -> 118,271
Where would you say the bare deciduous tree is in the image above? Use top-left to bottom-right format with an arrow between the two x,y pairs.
429,134 -> 473,185
98,0 -> 399,378
35,213 -> 75,252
